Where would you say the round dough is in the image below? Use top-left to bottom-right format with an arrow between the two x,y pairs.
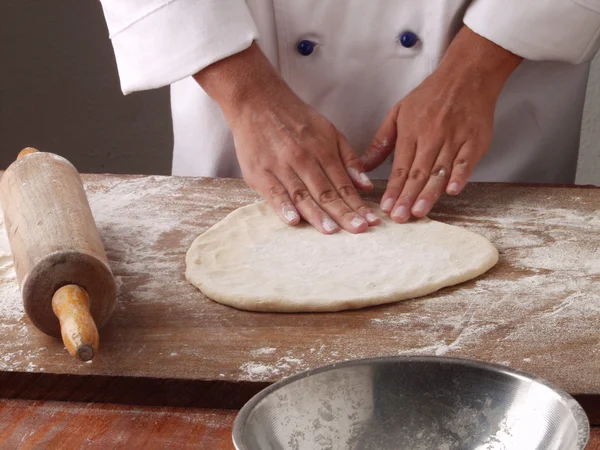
185,201 -> 498,312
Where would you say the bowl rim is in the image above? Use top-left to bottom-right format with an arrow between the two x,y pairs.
232,355 -> 590,450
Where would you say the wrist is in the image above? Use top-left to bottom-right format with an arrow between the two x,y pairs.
438,26 -> 522,98
193,43 -> 289,122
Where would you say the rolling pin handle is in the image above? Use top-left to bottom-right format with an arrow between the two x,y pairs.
52,285 -> 100,362
17,147 -> 39,159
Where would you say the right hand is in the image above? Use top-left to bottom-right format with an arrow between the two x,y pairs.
194,43 -> 379,234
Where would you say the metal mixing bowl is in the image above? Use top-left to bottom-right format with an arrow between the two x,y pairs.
233,356 -> 589,450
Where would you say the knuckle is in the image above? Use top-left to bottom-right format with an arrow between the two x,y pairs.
430,165 -> 450,178
453,159 -> 470,170
267,184 -> 287,199
318,189 -> 340,205
319,155 -> 339,168
390,167 -> 409,181
337,184 -> 357,199
409,168 -> 428,182
296,154 -> 320,172
288,143 -> 309,162
290,188 -> 312,204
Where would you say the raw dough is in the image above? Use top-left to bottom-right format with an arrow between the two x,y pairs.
185,201 -> 498,312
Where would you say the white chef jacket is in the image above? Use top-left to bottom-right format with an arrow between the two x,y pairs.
99,0 -> 600,183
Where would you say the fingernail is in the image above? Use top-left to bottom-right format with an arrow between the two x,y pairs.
322,217 -> 339,233
391,205 -> 410,220
381,198 -> 395,212
366,212 -> 379,223
448,182 -> 461,195
359,172 -> 372,186
351,216 -> 367,229
282,204 -> 299,223
348,168 -> 373,187
413,199 -> 429,215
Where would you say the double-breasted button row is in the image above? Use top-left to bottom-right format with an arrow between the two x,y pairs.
296,30 -> 420,56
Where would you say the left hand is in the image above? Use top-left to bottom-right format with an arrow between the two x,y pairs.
361,26 -> 522,222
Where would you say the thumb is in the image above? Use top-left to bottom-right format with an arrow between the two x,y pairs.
337,133 -> 373,191
361,106 -> 398,172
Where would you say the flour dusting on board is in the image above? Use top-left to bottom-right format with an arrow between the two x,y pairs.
0,214 -> 24,320
241,353 -> 309,381
0,174 -> 259,373
239,188 -> 600,385
84,175 -> 258,307
2,176 -> 599,391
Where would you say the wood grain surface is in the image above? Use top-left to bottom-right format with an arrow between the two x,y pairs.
0,399 -> 235,449
0,174 -> 599,419
0,399 -> 598,450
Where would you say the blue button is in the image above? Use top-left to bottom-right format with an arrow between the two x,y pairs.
399,31 -> 419,48
297,39 -> 316,56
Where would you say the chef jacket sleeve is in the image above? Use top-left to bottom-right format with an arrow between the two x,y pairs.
464,0 -> 600,64
99,0 -> 259,94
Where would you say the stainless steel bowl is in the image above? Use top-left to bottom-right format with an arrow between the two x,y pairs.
233,356 -> 589,450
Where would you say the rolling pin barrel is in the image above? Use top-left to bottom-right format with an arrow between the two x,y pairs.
0,148 -> 116,360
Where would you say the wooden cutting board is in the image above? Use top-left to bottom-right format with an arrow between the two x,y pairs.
0,174 -> 599,421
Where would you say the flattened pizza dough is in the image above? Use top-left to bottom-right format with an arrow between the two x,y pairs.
185,201 -> 498,312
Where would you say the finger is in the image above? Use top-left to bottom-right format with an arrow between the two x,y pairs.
411,147 -> 456,218
254,171 -> 301,226
295,158 -> 369,234
327,140 -> 380,225
379,136 -> 416,214
279,169 -> 341,234
338,134 -> 374,192
361,106 -> 399,172
390,139 -> 442,223
447,140 -> 483,196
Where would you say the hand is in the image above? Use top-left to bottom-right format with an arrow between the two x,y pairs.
195,43 -> 379,234
362,26 -> 522,222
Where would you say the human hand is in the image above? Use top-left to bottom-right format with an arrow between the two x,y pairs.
362,26 -> 522,222
195,43 -> 379,234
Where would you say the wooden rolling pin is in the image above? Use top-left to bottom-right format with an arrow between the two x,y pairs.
0,148 -> 117,361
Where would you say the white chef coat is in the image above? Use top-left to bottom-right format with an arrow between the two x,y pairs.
99,0 -> 600,183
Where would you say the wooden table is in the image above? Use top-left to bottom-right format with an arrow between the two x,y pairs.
1,174 -> 599,447
1,399 -> 600,450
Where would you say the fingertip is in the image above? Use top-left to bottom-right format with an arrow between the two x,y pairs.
365,211 -> 381,225
349,215 -> 369,233
359,182 -> 375,193
381,197 -> 395,213
322,216 -> 340,234
281,203 -> 301,225
411,199 -> 430,217
446,181 -> 463,196
390,205 -> 411,223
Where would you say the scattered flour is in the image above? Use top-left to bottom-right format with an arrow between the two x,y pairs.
241,353 -> 309,381
2,175 -> 598,393
84,175 -> 259,308
251,347 -> 277,356
0,174 -> 260,374
0,213 -> 24,320
238,187 -> 600,388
